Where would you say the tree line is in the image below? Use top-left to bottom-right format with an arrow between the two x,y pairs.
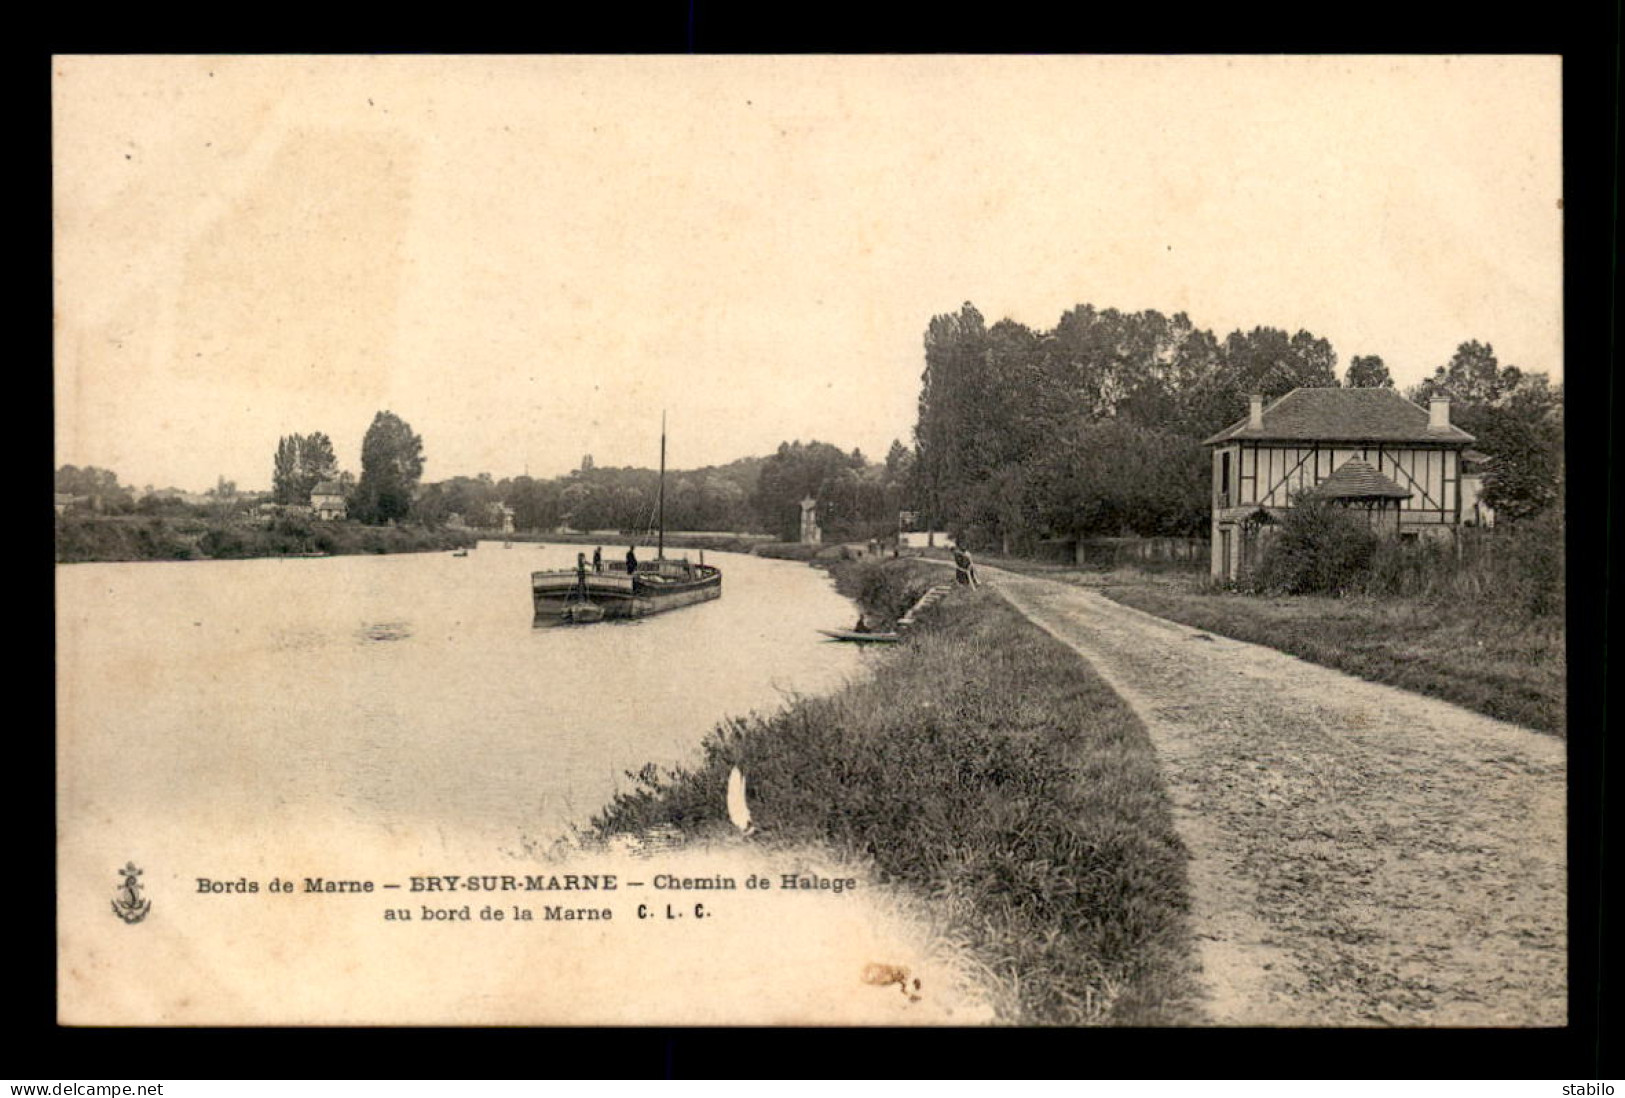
58,410 -> 910,539
909,301 -> 1562,552
267,412 -> 425,524
265,412 -> 911,538
59,314 -> 1559,549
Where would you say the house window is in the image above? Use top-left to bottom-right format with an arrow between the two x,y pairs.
1220,452 -> 1231,503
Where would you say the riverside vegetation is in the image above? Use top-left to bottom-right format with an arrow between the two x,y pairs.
53,513 -> 477,563
980,503 -> 1565,736
1111,507 -> 1564,736
588,558 -> 1200,1026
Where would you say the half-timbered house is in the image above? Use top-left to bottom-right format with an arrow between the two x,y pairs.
1203,387 -> 1476,581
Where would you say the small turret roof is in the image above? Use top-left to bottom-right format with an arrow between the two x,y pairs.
1311,458 -> 1412,500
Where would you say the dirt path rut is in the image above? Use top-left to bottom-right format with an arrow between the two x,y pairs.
986,567 -> 1566,1026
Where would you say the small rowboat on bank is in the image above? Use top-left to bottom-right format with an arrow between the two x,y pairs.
816,628 -> 901,644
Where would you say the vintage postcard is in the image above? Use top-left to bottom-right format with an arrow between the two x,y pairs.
55,55 -> 1565,1026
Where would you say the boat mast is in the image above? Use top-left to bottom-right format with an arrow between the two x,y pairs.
657,410 -> 666,560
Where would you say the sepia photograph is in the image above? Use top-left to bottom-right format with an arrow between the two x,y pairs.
53,54 -> 1569,1028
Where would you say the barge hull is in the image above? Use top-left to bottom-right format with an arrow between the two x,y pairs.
531,569 -> 721,625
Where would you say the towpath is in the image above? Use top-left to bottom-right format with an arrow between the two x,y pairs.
983,566 -> 1566,1026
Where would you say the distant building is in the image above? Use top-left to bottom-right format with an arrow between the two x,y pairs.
1204,388 -> 1476,581
54,493 -> 85,515
310,482 -> 347,521
493,502 -> 515,534
1459,450 -> 1496,528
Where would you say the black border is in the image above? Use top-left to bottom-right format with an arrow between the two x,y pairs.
34,2 -> 1618,1082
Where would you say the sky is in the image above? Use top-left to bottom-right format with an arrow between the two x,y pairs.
54,56 -> 1562,493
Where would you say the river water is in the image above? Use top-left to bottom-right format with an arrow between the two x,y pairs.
55,544 -> 1006,1026
57,542 -> 865,854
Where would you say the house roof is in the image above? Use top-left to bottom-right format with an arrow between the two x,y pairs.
311,481 -> 344,496
1204,387 -> 1476,446
1311,459 -> 1412,500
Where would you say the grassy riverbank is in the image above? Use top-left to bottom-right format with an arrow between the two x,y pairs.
957,550 -> 1564,737
54,514 -> 478,563
1102,581 -> 1565,736
588,558 -> 1200,1026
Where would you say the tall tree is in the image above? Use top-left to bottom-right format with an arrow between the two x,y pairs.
1172,325 -> 1341,438
1413,340 -> 1522,405
297,432 -> 340,499
884,439 -> 911,478
915,302 -> 988,529
1220,326 -> 1339,399
273,432 -> 341,504
1405,344 -> 1560,522
272,436 -> 301,504
1468,405 -> 1563,522
1345,354 -> 1394,388
354,411 -> 425,524
1435,369 -> 1564,523
751,440 -> 870,540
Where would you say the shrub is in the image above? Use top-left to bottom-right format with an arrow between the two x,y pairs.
1365,535 -> 1459,600
1250,499 -> 1381,595
197,525 -> 251,558
1470,511 -> 1564,621
1356,514 -> 1563,624
830,558 -> 941,627
273,514 -> 314,540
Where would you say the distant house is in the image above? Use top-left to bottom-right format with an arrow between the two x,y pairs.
1203,388 -> 1476,581
54,493 -> 84,515
310,482 -> 347,521
493,502 -> 515,534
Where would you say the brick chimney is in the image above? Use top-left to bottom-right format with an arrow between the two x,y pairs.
1248,394 -> 1264,430
1429,397 -> 1450,429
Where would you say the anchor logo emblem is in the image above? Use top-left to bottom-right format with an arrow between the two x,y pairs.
111,862 -> 151,925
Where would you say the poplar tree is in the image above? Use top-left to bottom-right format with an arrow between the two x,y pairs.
354,411 -> 425,524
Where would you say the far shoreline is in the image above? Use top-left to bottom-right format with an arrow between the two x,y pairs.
54,513 -> 877,566
53,513 -> 478,564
